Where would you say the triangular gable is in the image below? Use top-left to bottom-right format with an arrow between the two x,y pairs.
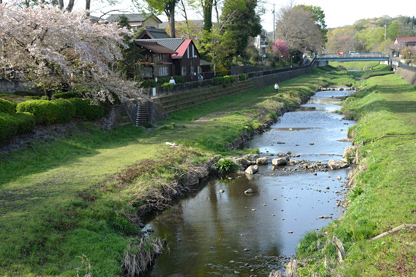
172,39 -> 200,60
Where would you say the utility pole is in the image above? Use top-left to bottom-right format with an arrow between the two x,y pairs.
273,4 -> 275,42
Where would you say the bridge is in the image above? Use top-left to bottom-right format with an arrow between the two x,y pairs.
316,53 -> 390,62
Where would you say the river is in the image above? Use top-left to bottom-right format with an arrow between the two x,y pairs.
145,89 -> 355,276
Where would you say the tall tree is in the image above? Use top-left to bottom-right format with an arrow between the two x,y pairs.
141,0 -> 180,38
298,5 -> 327,43
275,4 -> 323,53
220,0 -> 262,59
200,0 -> 214,31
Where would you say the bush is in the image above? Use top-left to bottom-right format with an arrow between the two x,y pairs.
0,112 -> 36,142
239,73 -> 247,80
67,98 -> 104,120
215,158 -> 238,173
162,82 -> 173,90
13,90 -> 39,97
0,98 -> 17,114
213,77 -> 224,86
224,75 -> 233,84
51,91 -> 80,100
16,99 -> 75,125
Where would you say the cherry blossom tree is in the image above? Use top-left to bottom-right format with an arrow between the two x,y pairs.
0,3 -> 144,102
271,39 -> 290,61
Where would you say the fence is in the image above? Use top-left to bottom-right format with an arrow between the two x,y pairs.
147,65 -> 310,98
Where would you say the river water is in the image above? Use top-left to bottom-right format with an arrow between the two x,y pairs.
145,90 -> 355,276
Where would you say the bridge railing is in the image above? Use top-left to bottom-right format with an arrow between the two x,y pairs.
317,53 -> 390,59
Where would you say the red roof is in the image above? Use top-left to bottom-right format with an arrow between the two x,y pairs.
395,36 -> 416,43
171,39 -> 192,59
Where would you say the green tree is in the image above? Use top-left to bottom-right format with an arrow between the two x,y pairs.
201,0 -> 214,31
386,21 -> 399,41
220,0 -> 262,62
298,5 -> 328,43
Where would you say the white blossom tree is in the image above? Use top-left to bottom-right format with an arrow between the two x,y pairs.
0,2 -> 144,102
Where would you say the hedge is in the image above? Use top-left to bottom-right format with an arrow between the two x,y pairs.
0,98 -> 16,114
224,75 -> 233,84
67,98 -> 104,120
16,99 -> 75,125
213,77 -> 224,86
51,91 -> 80,100
0,112 -> 36,142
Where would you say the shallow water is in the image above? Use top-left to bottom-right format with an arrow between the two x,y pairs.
146,90 -> 355,276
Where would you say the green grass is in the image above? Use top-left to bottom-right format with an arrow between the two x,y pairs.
296,67 -> 416,276
0,68 -> 331,276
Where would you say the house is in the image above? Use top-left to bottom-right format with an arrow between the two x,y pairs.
105,13 -> 162,32
136,27 -> 171,39
134,37 -> 203,82
134,40 -> 177,79
394,36 -> 416,49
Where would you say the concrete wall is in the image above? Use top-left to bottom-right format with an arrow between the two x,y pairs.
249,67 -> 312,88
395,67 -> 416,86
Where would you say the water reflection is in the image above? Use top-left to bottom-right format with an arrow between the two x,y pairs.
146,90 -> 354,276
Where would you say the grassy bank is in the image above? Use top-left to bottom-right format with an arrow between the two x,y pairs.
0,68 -> 334,276
296,65 -> 416,276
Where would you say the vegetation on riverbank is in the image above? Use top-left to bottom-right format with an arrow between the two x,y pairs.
0,68 -> 331,275
296,64 -> 416,276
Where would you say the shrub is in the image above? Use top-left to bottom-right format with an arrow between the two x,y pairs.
140,79 -> 157,88
213,77 -> 224,86
13,90 -> 39,97
214,158 -> 238,173
162,82 -> 173,90
16,99 -> 75,125
0,112 -> 35,142
224,75 -> 233,84
67,98 -> 104,120
51,91 -> 80,100
239,73 -> 247,80
0,98 -> 16,114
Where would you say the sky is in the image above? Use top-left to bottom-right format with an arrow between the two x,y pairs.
74,0 -> 416,32
262,0 -> 416,32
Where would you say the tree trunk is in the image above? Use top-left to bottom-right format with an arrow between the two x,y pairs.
168,7 -> 175,38
85,0 -> 91,12
58,0 -> 64,10
203,0 -> 213,31
65,0 -> 75,12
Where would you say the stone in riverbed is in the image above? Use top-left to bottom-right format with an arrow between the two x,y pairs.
245,165 -> 258,175
272,158 -> 288,166
328,159 -> 349,170
256,157 -> 268,165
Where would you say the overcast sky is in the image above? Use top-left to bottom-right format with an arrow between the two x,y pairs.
75,0 -> 416,32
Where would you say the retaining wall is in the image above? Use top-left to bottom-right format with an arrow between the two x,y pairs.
0,79 -> 34,93
395,67 -> 416,86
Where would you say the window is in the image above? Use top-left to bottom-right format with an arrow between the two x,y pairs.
187,46 -> 189,59
197,66 -> 201,74
158,66 -> 169,77
190,66 -> 194,75
181,66 -> 187,76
